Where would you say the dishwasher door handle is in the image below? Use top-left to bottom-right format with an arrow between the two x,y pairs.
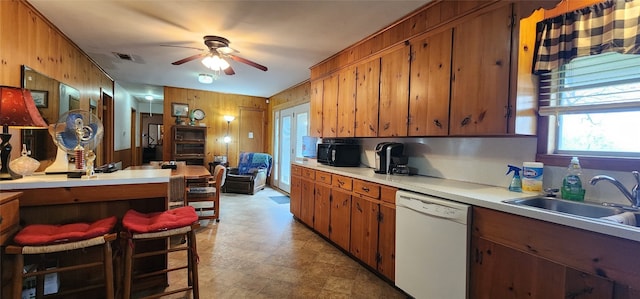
399,197 -> 469,224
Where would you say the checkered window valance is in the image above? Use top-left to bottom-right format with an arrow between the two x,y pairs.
532,0 -> 640,74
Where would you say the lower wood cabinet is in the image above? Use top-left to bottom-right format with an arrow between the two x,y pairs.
299,178 -> 315,227
289,175 -> 301,217
350,186 -> 396,281
471,207 -> 640,298
314,183 -> 331,238
329,188 -> 351,250
471,236 -> 613,299
290,165 -> 396,282
377,199 -> 396,280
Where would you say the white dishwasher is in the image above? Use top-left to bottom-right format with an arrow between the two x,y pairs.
395,190 -> 471,299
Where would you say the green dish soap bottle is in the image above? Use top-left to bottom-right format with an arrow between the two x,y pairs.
561,157 -> 585,201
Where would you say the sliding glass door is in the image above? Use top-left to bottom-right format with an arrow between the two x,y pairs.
273,103 -> 309,193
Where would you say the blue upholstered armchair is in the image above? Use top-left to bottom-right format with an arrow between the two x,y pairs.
223,152 -> 272,195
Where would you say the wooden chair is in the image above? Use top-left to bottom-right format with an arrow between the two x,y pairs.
120,207 -> 200,299
5,217 -> 117,299
184,165 -> 227,222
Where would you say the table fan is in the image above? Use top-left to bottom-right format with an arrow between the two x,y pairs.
48,109 -> 104,177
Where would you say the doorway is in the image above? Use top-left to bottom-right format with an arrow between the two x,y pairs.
273,103 -> 309,193
101,90 -> 114,164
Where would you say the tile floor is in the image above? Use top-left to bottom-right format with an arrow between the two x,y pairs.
162,187 -> 407,299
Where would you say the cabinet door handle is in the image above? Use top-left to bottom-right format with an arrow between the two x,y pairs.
434,119 -> 442,128
356,202 -> 363,212
461,116 -> 471,127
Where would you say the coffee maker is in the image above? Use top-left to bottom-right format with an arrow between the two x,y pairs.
374,142 -> 404,174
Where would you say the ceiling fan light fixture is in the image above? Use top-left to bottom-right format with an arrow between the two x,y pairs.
198,73 -> 214,84
202,54 -> 230,71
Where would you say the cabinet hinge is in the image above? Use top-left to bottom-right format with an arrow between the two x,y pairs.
376,253 -> 382,264
505,104 -> 513,119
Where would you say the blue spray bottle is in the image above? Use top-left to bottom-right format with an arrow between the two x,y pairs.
506,165 -> 522,192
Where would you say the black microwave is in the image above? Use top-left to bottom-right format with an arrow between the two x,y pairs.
317,143 -> 360,167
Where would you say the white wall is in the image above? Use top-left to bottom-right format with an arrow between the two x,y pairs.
113,83 -> 134,151
137,101 -> 164,114
358,137 -> 635,206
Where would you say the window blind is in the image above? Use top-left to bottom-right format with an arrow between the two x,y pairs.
538,52 -> 640,116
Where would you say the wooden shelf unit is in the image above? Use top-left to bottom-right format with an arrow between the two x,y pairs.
172,125 -> 206,165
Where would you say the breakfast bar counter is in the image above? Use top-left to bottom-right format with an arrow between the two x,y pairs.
0,169 -> 174,298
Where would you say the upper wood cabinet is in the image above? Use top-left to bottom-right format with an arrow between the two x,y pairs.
408,29 -> 453,136
337,66 -> 357,137
322,74 -> 339,137
309,79 -> 323,137
450,4 -> 513,135
355,58 -> 381,137
379,45 -> 410,137
309,2 -> 540,138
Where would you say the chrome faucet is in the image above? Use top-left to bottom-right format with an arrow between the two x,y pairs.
589,171 -> 640,208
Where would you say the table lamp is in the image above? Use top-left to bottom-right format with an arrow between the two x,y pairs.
0,87 -> 48,180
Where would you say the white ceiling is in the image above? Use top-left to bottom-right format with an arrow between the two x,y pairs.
28,0 -> 429,102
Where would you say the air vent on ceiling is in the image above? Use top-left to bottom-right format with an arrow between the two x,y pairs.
113,52 -> 135,61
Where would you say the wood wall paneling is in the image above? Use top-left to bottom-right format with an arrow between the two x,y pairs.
239,107 -> 265,154
163,86 -> 268,167
1,0 -> 114,163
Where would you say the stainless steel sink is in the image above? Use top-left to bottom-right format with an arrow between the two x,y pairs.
504,197 -> 624,218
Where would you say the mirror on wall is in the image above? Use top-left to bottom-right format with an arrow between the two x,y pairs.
21,65 -> 81,170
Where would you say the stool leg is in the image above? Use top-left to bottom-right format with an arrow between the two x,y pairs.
123,240 -> 133,299
187,229 -> 199,299
12,253 -> 23,299
103,240 -> 115,299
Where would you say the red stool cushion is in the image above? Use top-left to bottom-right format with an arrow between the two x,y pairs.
122,206 -> 198,234
14,216 -> 117,246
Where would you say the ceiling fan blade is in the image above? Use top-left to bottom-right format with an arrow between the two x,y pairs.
171,53 -> 207,65
224,66 -> 236,75
227,54 -> 268,71
161,44 -> 205,51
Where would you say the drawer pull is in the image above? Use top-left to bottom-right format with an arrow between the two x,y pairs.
338,180 -> 344,186
362,187 -> 370,192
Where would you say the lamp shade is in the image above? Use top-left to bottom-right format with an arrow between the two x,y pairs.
0,87 -> 48,129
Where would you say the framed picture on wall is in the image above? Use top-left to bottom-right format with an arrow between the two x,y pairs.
31,90 -> 48,108
69,95 -> 80,110
172,103 -> 189,117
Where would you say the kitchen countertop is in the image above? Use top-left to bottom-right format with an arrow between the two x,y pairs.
0,169 -> 172,190
294,159 -> 640,242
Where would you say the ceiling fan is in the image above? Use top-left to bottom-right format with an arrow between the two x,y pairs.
171,35 -> 268,75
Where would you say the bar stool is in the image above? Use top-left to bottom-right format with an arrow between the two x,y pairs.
120,206 -> 200,299
5,216 -> 117,299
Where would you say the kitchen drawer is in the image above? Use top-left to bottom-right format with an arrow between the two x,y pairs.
353,179 -> 380,199
316,171 -> 332,185
291,165 -> 302,176
332,175 -> 353,191
301,167 -> 315,180
0,192 -> 21,245
380,186 -> 397,205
